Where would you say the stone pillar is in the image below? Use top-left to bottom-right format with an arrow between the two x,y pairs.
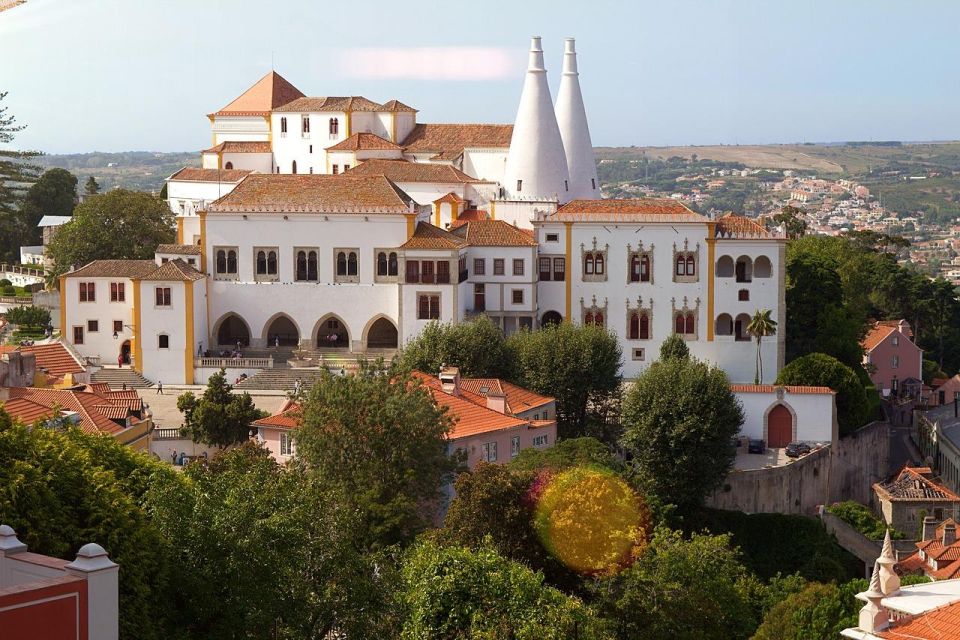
0,524 -> 28,585
65,543 -> 119,640
856,562 -> 889,634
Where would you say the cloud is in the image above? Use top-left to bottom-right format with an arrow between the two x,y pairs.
336,46 -> 523,81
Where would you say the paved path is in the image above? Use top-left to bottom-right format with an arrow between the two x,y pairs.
143,388 -> 289,429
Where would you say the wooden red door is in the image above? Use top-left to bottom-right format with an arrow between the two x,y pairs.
767,404 -> 793,448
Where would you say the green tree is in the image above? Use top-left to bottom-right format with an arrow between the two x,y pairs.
0,411 -> 176,640
398,316 -> 511,377
621,356 -> 743,512
46,188 -> 174,278
658,333 -> 690,361
776,353 -> 871,436
295,361 -> 459,547
84,175 -> 100,195
507,323 -> 622,439
17,168 -> 77,245
5,304 -> 51,330
177,368 -> 266,448
0,91 -> 41,262
747,309 -> 777,384
399,540 -> 606,640
512,436 -> 625,475
595,528 -> 762,640
772,204 -> 808,239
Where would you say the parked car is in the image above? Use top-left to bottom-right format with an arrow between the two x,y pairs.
747,439 -> 765,454
785,442 -> 812,458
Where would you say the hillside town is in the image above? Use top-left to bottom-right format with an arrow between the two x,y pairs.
4,2 -> 960,638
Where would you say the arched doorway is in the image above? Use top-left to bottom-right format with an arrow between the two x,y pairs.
119,340 -> 131,365
366,317 -> 398,349
767,404 -> 793,448
216,314 -> 251,347
265,315 -> 300,347
541,311 -> 563,327
316,315 -> 350,349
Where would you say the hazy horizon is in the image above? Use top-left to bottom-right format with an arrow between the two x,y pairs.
3,0 -> 959,154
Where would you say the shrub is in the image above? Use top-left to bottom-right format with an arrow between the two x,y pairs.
776,353 -> 871,436
826,501 -> 905,540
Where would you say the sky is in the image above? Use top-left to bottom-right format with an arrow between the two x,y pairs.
1,0 -> 959,153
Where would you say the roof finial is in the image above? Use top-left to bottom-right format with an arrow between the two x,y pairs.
877,529 -> 901,596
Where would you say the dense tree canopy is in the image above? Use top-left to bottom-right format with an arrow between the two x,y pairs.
46,188 -> 174,279
658,333 -> 690,361
4,304 -> 51,330
621,356 -> 743,512
0,91 -> 41,262
177,369 -> 266,448
84,175 -> 100,195
507,323 -> 622,440
776,353 -> 872,436
398,316 -> 511,378
17,167 -> 77,244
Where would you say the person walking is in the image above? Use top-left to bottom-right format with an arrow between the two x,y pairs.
118,353 -> 123,368
197,342 -> 203,357
156,380 -> 163,395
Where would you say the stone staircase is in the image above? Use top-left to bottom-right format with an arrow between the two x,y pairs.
91,367 -> 154,389
235,368 -> 332,391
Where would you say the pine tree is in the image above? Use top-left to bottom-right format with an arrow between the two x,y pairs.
0,91 -> 41,262
84,175 -> 100,195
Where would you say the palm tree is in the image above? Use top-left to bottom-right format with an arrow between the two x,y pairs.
747,309 -> 778,384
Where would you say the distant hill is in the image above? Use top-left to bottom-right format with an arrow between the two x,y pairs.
36,151 -> 200,193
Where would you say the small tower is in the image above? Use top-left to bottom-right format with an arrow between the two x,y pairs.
856,562 -> 889,634
502,37 -> 570,203
555,37 -> 600,201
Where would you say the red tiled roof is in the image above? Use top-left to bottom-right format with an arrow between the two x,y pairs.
142,259 -> 205,282
17,342 -> 85,376
7,388 -> 129,436
204,141 -> 272,154
274,96 -> 383,113
878,319 -> 914,338
877,599 -> 960,638
327,133 -> 401,151
401,222 -> 467,250
168,167 -> 252,183
715,213 -> 774,238
459,378 -> 553,413
552,198 -> 708,223
253,400 -> 301,430
381,99 -> 417,113
156,244 -> 202,256
875,467 -> 960,501
862,324 -> 897,352
65,260 -> 157,279
400,123 -> 513,159
213,71 -> 305,117
208,174 -> 413,214
345,159 -> 482,183
0,397 -> 55,424
729,384 -> 834,394
452,219 -> 538,247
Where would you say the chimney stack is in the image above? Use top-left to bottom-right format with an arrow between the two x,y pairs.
439,366 -> 460,396
486,391 -> 507,415
944,522 -> 957,546
923,515 -> 937,541
555,37 -> 600,201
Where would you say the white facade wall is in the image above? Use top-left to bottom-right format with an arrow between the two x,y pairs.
270,111 -> 348,175
351,112 -> 390,139
139,280 -> 188,385
734,389 -> 837,445
211,116 -> 270,144
493,199 -> 558,230
464,246 -> 536,318
221,152 -> 273,173
462,149 -> 509,184
62,277 -> 135,365
395,113 -> 416,143
399,182 -> 468,207
166,179 -> 241,216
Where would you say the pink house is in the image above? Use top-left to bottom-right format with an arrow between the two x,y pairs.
862,320 -> 923,396
929,375 -> 960,407
252,367 -> 557,467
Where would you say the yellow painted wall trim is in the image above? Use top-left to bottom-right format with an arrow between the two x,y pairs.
490,201 -> 496,220
199,211 -> 207,272
345,111 -> 352,138
391,113 -> 397,143
176,217 -> 184,244
264,115 -> 272,142
58,276 -> 66,338
564,222 -> 573,322
184,283 -> 195,385
433,203 -> 441,227
452,202 -> 460,223
706,222 -> 717,341
406,213 -> 417,239
132,280 -> 143,373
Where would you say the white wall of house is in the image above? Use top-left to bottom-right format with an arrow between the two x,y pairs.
210,115 -> 270,144
62,277 -> 135,365
139,280 -> 188,385
734,388 -> 837,445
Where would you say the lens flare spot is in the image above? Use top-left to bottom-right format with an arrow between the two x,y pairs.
533,466 -> 649,575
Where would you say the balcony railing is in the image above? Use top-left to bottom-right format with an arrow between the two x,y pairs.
195,356 -> 274,369
154,427 -> 183,440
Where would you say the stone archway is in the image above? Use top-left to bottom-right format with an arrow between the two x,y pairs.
363,315 -> 399,349
214,313 -> 251,347
766,403 -> 795,448
541,311 -> 563,327
314,314 -> 350,350
262,314 -> 300,347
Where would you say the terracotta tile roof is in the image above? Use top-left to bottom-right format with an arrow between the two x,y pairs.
204,141 -> 272,154
213,71 -> 304,117
86,382 -> 112,395
156,244 -> 202,256
434,192 -> 464,204
459,378 -> 553,413
877,599 -> 960,638
862,324 -> 898,352
168,167 -> 252,183
876,467 -> 960,501
344,159 -> 483,183
253,400 -> 301,430
552,198 -> 708,223
897,552 -> 925,573
7,388 -> 127,436
400,123 -> 513,159
381,99 -> 417,113
17,342 -> 85,376
142,259 -> 205,282
327,133 -> 402,151
452,219 -> 538,247
0,397 -> 55,424
428,386 -> 527,438
207,174 -> 413,214
65,259 -> 158,279
401,222 -> 467,250
729,384 -> 834,394
274,96 -> 384,113
715,213 -> 774,238
878,319 -> 914,338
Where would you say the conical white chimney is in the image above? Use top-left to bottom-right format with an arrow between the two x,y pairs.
502,37 -> 570,203
555,37 -> 600,200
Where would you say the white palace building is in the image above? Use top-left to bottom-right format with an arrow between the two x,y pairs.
59,37 -> 786,390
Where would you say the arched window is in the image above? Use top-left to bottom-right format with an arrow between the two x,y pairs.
302,116 -> 310,133
347,252 -> 358,276
594,312 -> 604,327
639,313 -> 650,339
216,249 -> 227,274
267,251 -> 277,275
388,252 -> 398,276
377,252 -> 388,276
585,312 -> 594,326
675,314 -> 685,334
716,255 -> 734,278
685,313 -> 695,334
337,251 -> 347,276
292,160 -> 297,174
584,254 -> 595,275
595,253 -> 605,275
630,255 -> 641,282
685,255 -> 695,276
715,313 -> 733,336
224,161 -> 233,170
280,117 -> 287,133
735,256 -> 752,282
754,255 -> 772,278
227,250 -> 237,274
640,254 -> 650,282
256,250 -> 267,274
329,117 -> 339,135
675,255 -> 685,276
629,313 -> 640,339
296,251 -> 307,281
307,251 -> 318,281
